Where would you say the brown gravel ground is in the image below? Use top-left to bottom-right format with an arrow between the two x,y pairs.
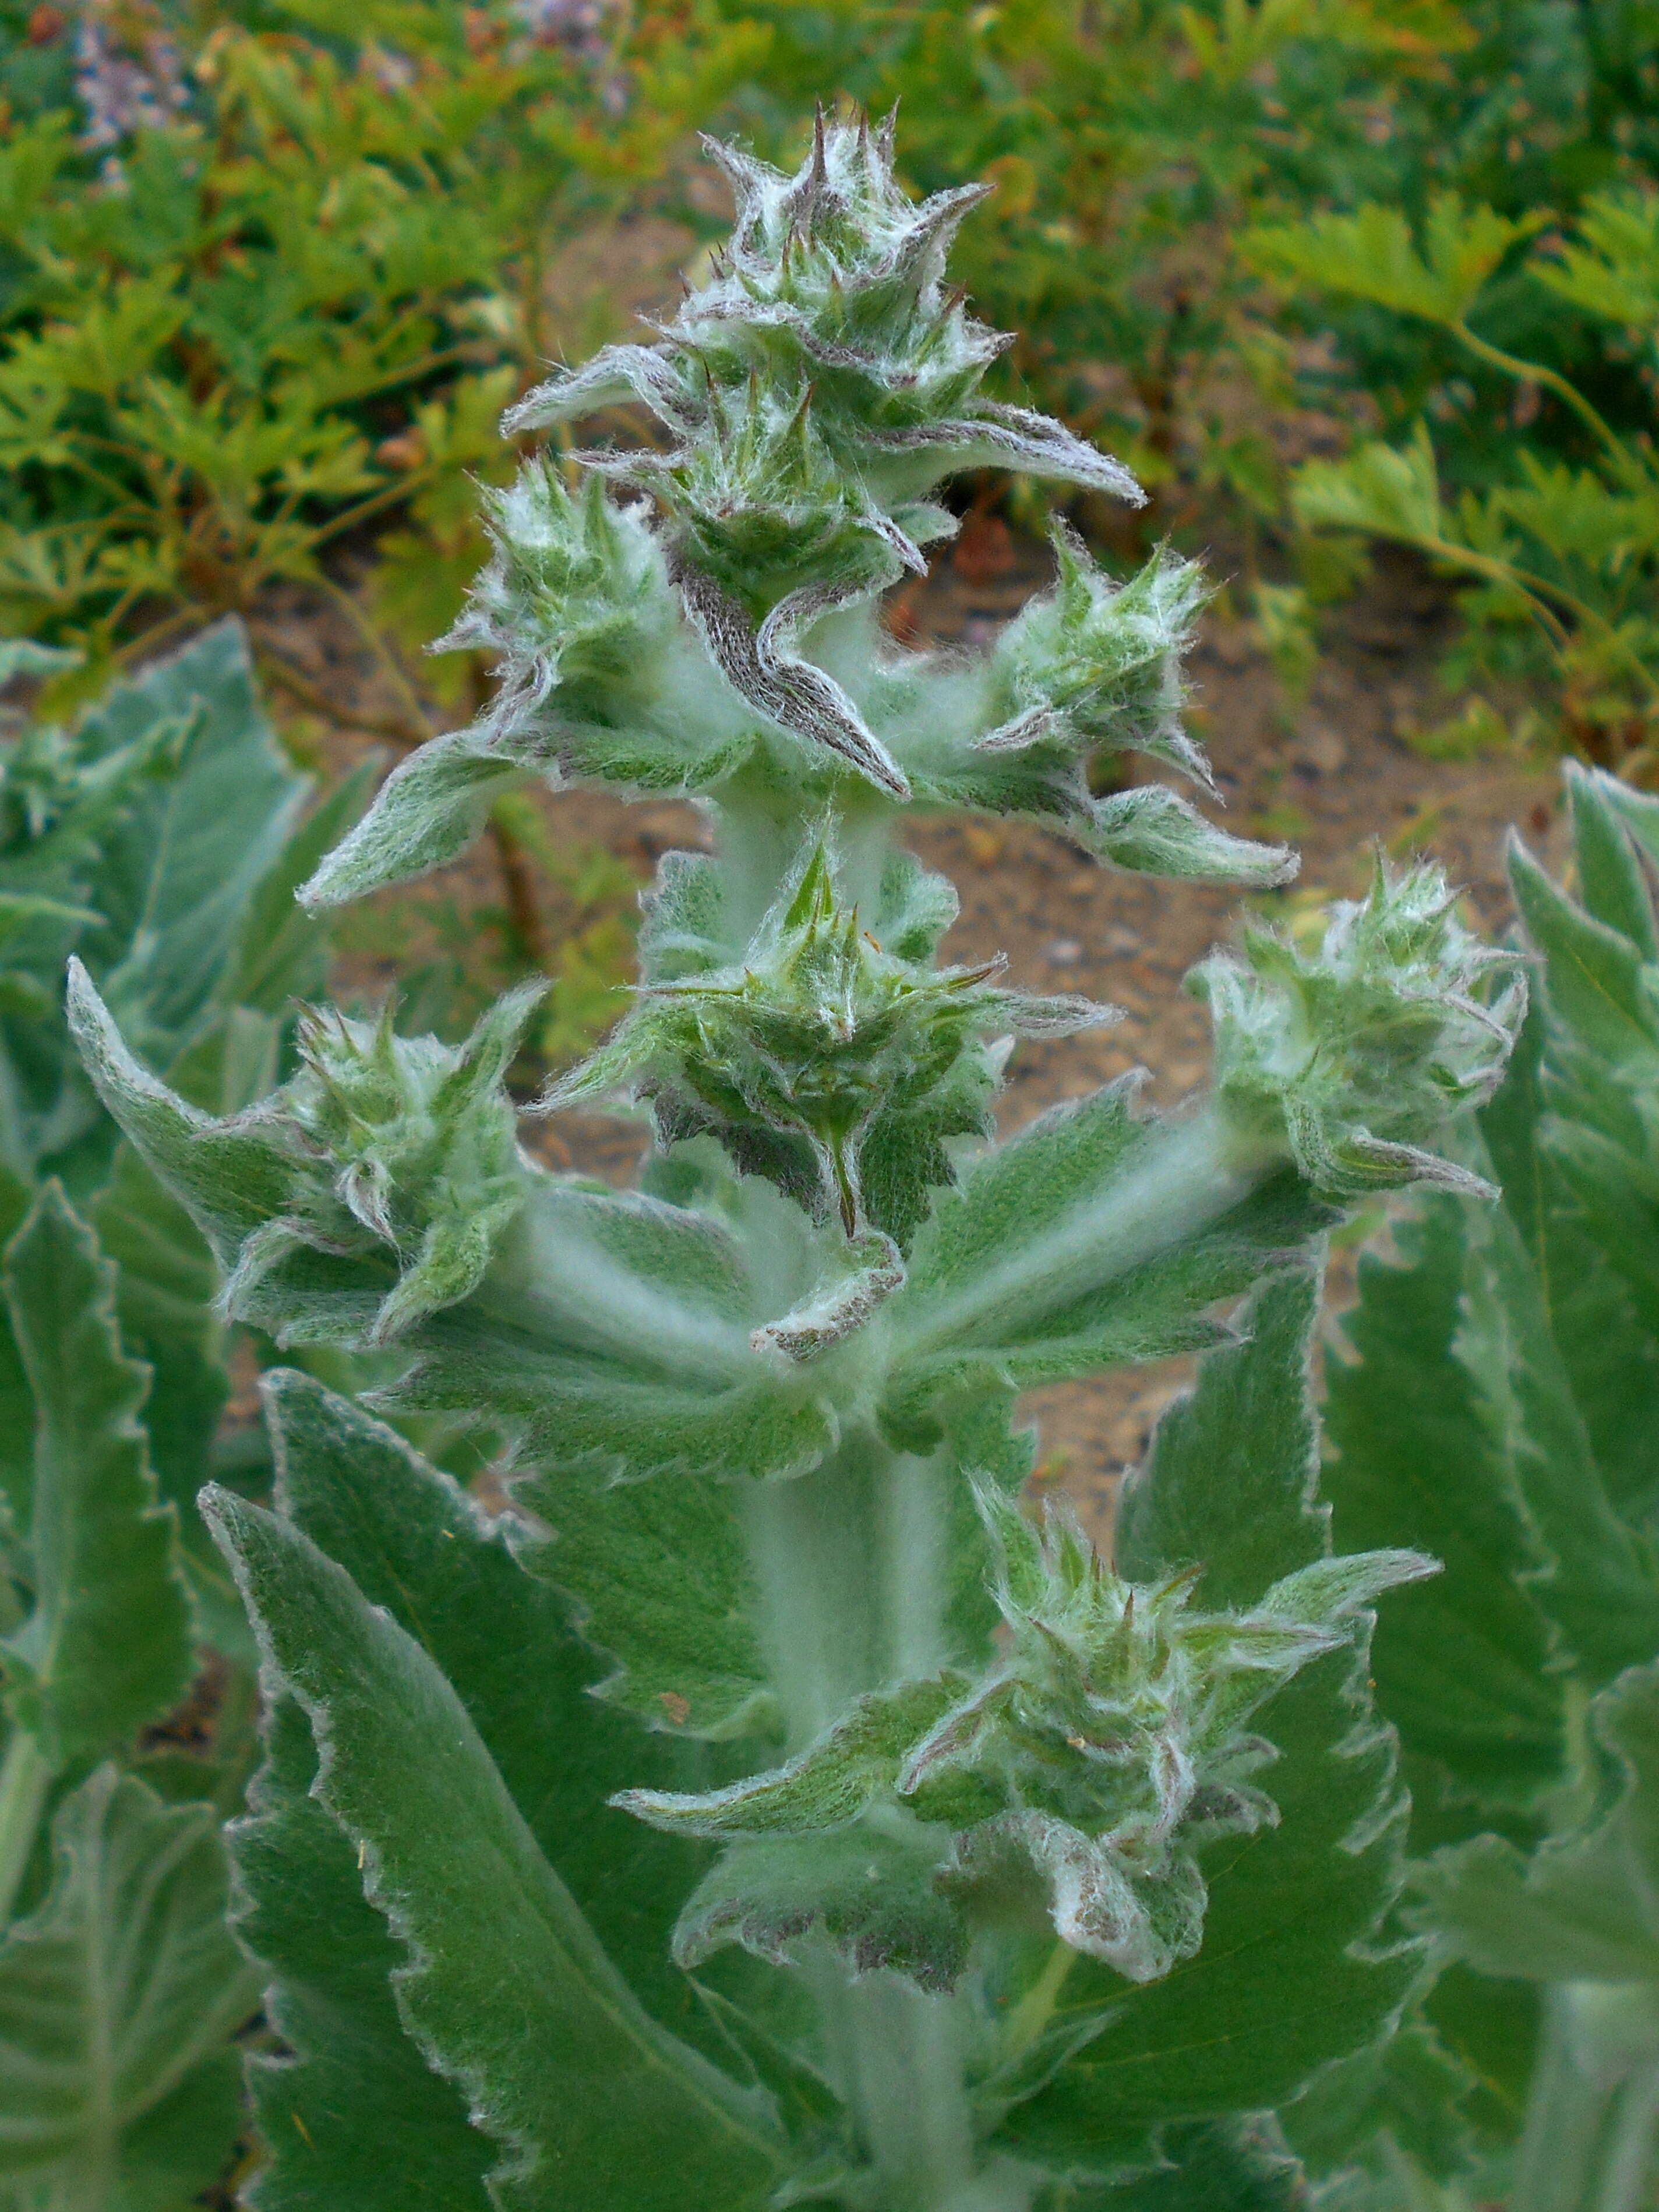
308,525 -> 1563,1532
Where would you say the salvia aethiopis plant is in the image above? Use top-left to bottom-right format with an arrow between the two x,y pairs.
67,117 -> 1528,2210
1312,765 -> 1659,2210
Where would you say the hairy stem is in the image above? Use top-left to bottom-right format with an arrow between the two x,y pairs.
1515,1981 -> 1659,2212
0,1728 -> 51,1925
745,1427 -> 987,2208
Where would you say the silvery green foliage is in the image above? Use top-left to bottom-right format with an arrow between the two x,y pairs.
0,1185 -> 256,2212
70,119 -> 1526,2211
619,1480 -> 1431,1987
301,116 -> 1289,910
1193,857 -> 1527,1200
547,836 -> 1111,1249
1311,766 -> 1659,2210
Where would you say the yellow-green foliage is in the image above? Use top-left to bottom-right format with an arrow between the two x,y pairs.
0,0 -> 765,698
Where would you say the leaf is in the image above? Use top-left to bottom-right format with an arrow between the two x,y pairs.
1085,2117 -> 1307,2209
1508,832 -> 1659,1073
672,1826 -> 968,1995
511,1460 -> 775,1741
1322,1199 -> 1562,1819
296,726 -> 538,910
616,1677 -> 961,1836
1292,425 -> 1445,549
0,641 -> 80,686
1563,763 -> 1658,964
204,1485 -> 785,2211
1417,1659 -> 1659,1985
885,1087 -> 1333,1441
1116,1268 -> 1325,1605
232,1697 -> 497,2212
992,1260 -> 1420,2174
0,1766 -> 255,2203
1244,196 -> 1534,324
1452,1175 -> 1659,1690
2,1185 -> 192,1766
74,620 -> 309,1068
256,1372 -> 747,2024
1283,2010 -> 1478,2185
220,755 -> 380,1015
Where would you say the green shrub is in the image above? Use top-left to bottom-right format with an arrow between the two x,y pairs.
1251,188 -> 1659,762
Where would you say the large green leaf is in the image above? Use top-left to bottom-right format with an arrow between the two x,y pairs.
1323,1200 -> 1562,1822
1454,1179 -> 1659,1690
511,1457 -> 775,1741
74,621 -> 307,1069
1116,1267 -> 1323,1605
1,1185 -> 191,1767
257,1369 -> 727,2020
205,1482 -> 785,2211
0,1765 -> 255,2209
233,1695 -> 497,2212
1418,1660 -> 1659,1985
1481,1003 -> 1659,1528
995,1270 -> 1418,2175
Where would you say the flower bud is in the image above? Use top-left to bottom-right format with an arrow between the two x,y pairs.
1191,858 -> 1527,1197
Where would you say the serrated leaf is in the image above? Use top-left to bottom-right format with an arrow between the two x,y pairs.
1509,832 -> 1659,1072
511,1460 -> 775,1741
1323,1199 -> 1562,1819
232,1696 -> 498,2212
1085,2117 -> 1307,2209
255,1372 -> 746,2027
1417,1659 -> 1659,1984
2,1185 -> 192,1766
993,1264 -> 1418,2173
204,1486 -> 784,2211
1117,1268 -> 1324,1604
673,1826 -> 968,1995
1452,1173 -> 1659,1690
1283,2010 -> 1478,2185
0,1766 -> 255,2203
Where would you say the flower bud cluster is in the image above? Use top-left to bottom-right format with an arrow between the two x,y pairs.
225,988 -> 543,1342
438,465 -> 679,742
1191,858 -> 1527,1197
69,964 -> 543,1347
546,837 -> 1110,1243
619,1482 -> 1431,1986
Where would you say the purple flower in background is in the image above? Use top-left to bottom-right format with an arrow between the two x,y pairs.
73,2 -> 187,150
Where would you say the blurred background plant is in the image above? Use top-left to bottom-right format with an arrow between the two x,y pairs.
0,0 -> 769,1066
3,0 -> 1657,853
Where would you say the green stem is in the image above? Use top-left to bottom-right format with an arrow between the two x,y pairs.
1515,1982 -> 1659,2212
744,1428 -> 994,2210
1451,323 -> 1631,474
0,1729 -> 52,1925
